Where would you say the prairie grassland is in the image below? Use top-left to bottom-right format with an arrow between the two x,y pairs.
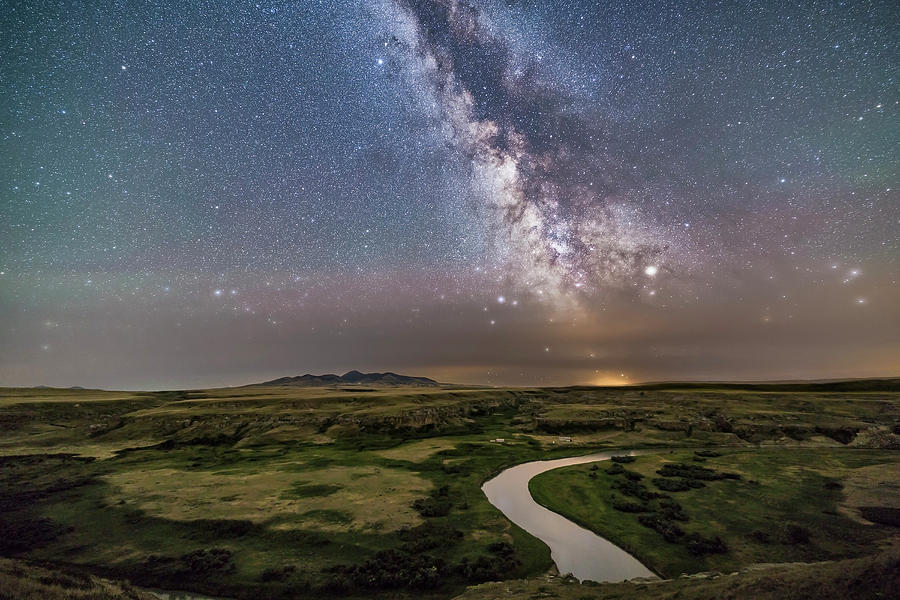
0,380 -> 897,598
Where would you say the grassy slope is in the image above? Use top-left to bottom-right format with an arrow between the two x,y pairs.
530,448 -> 900,577
452,545 -> 900,600
0,557 -> 157,600
0,382 -> 898,598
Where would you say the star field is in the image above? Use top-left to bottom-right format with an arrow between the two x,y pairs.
1,0 -> 898,388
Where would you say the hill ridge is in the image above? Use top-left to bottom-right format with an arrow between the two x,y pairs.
254,370 -> 440,387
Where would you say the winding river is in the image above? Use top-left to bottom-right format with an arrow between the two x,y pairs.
482,450 -> 657,582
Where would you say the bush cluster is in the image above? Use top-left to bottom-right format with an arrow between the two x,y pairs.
658,499 -> 689,522
412,484 -> 452,517
637,514 -> 684,542
610,455 -> 636,463
142,548 -> 236,579
606,463 -> 625,475
323,534 -> 518,591
656,462 -> 740,481
684,533 -> 728,555
652,477 -> 705,492
259,564 -> 296,582
780,523 -> 812,544
694,450 -> 722,458
611,497 -> 650,513
613,478 -> 661,501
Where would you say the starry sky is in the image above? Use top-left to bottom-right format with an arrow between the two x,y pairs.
1,0 -> 898,390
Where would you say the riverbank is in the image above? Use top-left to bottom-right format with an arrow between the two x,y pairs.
482,451 -> 657,581
529,447 -> 900,577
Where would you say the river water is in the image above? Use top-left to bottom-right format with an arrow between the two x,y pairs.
482,450 -> 658,582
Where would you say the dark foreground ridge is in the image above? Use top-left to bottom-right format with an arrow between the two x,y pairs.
255,370 -> 441,387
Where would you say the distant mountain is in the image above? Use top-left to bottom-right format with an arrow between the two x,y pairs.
256,371 -> 440,387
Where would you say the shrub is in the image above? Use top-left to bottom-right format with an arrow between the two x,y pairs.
487,541 -> 515,556
412,485 -> 453,517
747,530 -> 771,544
412,496 -> 451,517
260,565 -> 296,582
456,551 -> 519,583
694,450 -> 722,458
179,548 -> 236,574
652,477 -> 704,492
780,523 -> 811,545
685,533 -> 728,555
611,498 -> 650,513
637,514 -> 684,542
613,479 -> 658,501
399,522 -> 463,553
610,455 -> 636,463
325,549 -> 447,590
658,463 -> 718,480
623,470 -> 644,481
658,499 -> 689,521
606,463 -> 625,475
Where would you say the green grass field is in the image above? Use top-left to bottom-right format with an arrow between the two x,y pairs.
0,381 -> 897,598
530,448 -> 900,577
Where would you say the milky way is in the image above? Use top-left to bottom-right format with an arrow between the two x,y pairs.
390,0 -> 668,303
1,1 -> 898,388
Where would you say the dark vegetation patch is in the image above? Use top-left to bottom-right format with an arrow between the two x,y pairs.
322,535 -> 518,591
606,463 -> 625,475
184,519 -> 262,539
694,450 -> 722,458
814,426 -> 858,445
779,523 -> 812,545
858,506 -> 900,527
610,455 -> 636,463
612,478 -> 663,501
142,548 -> 236,578
0,454 -> 97,511
747,529 -> 771,544
259,564 -> 297,582
412,484 -> 452,517
656,462 -> 741,481
611,498 -> 650,513
638,514 -> 684,543
684,532 -> 728,556
301,509 -> 354,525
281,482 -> 342,499
653,477 -> 706,492
0,516 -> 71,554
658,499 -> 689,522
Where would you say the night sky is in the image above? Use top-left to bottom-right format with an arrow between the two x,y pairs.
1,0 -> 898,389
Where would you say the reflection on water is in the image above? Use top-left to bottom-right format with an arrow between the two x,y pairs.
482,450 -> 658,582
